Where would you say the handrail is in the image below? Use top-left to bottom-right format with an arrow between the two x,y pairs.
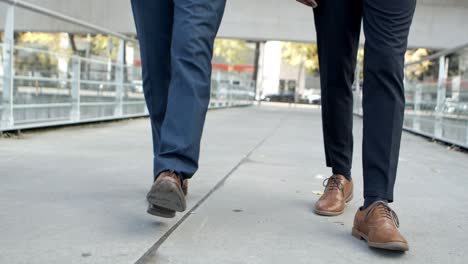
0,0 -> 136,42
0,0 -> 256,132
2,0 -> 465,67
405,42 -> 468,66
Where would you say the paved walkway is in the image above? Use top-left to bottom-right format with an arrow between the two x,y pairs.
1,104 -> 467,264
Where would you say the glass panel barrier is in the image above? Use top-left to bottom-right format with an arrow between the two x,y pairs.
0,1 -> 256,132
0,2 -> 9,128
354,45 -> 468,148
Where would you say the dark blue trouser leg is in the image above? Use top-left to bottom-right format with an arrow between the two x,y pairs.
131,0 -> 173,167
314,0 -> 416,202
155,0 -> 226,180
314,0 -> 363,180
362,0 -> 416,202
132,0 -> 226,181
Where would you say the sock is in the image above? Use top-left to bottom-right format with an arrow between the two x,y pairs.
332,169 -> 351,181
341,173 -> 352,181
362,196 -> 387,210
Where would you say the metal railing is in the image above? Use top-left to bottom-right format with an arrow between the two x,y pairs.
353,43 -> 468,149
0,0 -> 255,132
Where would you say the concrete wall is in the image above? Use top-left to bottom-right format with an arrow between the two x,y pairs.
2,0 -> 468,49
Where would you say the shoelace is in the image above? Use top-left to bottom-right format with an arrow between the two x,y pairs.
365,202 -> 400,227
322,176 -> 344,192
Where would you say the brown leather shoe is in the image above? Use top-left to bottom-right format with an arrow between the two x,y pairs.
146,171 -> 187,217
182,179 -> 188,196
352,201 -> 409,251
314,174 -> 353,216
147,204 -> 176,218
147,179 -> 188,218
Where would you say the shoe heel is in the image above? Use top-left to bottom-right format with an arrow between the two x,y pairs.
352,228 -> 363,240
147,180 -> 187,212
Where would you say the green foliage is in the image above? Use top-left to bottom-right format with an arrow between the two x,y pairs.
15,32 -> 72,76
281,42 -> 433,81
12,32 -> 122,77
91,34 -> 120,60
281,42 -> 319,74
214,39 -> 248,64
405,48 -> 433,80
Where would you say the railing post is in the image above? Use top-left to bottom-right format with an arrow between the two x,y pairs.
1,4 -> 15,130
413,83 -> 422,131
435,56 -> 447,139
214,71 -> 220,107
228,82 -> 233,107
250,80 -> 255,105
114,39 -> 125,117
70,55 -> 81,121
466,117 -> 468,148
353,64 -> 361,115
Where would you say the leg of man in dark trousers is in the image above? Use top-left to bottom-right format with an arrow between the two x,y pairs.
304,0 -> 416,251
131,0 -> 226,218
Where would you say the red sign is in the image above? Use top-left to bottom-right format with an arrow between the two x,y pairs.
212,63 -> 254,73
133,61 -> 254,73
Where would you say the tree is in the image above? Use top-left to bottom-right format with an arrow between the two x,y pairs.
90,34 -> 120,61
15,32 -> 72,77
405,48 -> 433,80
281,43 -> 433,83
213,39 -> 249,64
281,42 -> 319,74
281,42 -> 320,102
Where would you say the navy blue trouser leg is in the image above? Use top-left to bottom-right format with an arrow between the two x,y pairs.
131,0 -> 173,171
314,0 -> 363,180
131,0 -> 226,180
361,0 -> 416,202
314,0 -> 416,202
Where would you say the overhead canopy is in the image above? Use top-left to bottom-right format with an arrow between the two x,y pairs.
3,0 -> 468,49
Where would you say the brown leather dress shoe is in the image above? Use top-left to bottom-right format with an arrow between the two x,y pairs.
314,174 -> 353,216
352,201 -> 409,251
147,179 -> 188,218
146,171 -> 187,218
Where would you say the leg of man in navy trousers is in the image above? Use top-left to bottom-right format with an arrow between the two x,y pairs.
131,0 -> 226,218
297,0 -> 416,251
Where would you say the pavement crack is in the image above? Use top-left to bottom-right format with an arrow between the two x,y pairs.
134,110 -> 288,264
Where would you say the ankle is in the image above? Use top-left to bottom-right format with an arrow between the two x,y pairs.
362,196 -> 387,210
155,170 -> 184,184
332,170 -> 351,181
336,174 -> 351,181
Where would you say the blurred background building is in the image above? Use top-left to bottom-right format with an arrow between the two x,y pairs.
1,0 -> 468,147
1,1 -> 468,262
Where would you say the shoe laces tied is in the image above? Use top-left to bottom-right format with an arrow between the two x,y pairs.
322,176 -> 344,192
366,202 -> 400,228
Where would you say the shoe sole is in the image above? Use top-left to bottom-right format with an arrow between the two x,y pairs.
314,192 -> 353,216
352,228 -> 409,251
147,205 -> 176,218
146,179 -> 186,212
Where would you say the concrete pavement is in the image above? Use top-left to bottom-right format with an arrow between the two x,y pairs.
1,104 -> 467,264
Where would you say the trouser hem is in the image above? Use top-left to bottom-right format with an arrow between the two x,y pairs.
331,167 -> 352,180
364,190 -> 394,203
